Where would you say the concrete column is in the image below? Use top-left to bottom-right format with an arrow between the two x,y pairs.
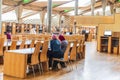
47,0 -> 52,33
40,11 -> 46,33
40,10 -> 46,25
15,5 -> 23,23
75,0 -> 78,16
102,0 -> 107,16
91,0 -> 95,16
110,4 -> 114,15
0,0 -> 2,33
58,14 -> 62,33
74,0 -> 78,34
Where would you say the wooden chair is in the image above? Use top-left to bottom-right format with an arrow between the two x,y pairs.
29,39 -> 35,48
39,41 -> 48,73
0,37 -> 4,56
70,41 -> 77,61
80,40 -> 85,58
28,41 -> 42,77
12,36 -> 19,41
19,40 -> 26,49
52,42 -> 71,70
10,40 -> 17,50
69,40 -> 77,69
77,40 -> 82,59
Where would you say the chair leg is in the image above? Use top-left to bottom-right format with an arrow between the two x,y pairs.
75,60 -> 78,70
40,62 -> 43,73
32,65 -> 35,77
68,61 -> 73,71
38,64 -> 42,75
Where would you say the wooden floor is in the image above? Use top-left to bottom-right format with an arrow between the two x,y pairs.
1,41 -> 120,80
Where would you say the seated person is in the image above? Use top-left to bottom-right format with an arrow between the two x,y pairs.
30,27 -> 36,34
4,31 -> 11,42
47,34 -> 64,70
58,35 -> 68,67
58,34 -> 68,53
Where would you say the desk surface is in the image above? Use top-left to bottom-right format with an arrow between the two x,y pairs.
6,48 -> 35,54
4,40 -> 44,47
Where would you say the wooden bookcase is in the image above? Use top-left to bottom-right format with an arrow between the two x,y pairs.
99,36 -> 119,54
111,37 -> 119,54
2,22 -> 44,35
100,36 -> 110,53
15,23 -> 22,34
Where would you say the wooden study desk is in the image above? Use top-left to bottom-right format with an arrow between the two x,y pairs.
4,40 -> 44,47
4,48 -> 48,78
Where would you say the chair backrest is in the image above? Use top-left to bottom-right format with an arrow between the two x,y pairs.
63,42 -> 70,61
12,36 -> 19,41
77,40 -> 82,53
40,41 -> 48,62
70,41 -> 77,61
29,39 -> 35,48
19,40 -> 26,49
10,40 -> 17,50
0,37 -> 4,56
81,40 -> 85,52
31,41 -> 42,65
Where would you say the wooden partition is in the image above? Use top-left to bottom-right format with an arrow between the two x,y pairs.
74,16 -> 114,25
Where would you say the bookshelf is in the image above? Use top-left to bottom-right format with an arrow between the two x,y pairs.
100,36 -> 109,52
99,36 -> 119,54
16,23 -> 22,34
6,22 -> 12,33
111,37 -> 119,54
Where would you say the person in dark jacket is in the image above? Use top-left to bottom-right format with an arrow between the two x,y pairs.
47,34 -> 64,70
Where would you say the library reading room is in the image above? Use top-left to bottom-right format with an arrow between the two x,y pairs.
0,0 -> 120,80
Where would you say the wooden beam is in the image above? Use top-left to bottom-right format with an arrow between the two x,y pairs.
17,0 -> 38,6
21,11 -> 39,19
23,0 -> 38,5
52,0 -> 74,8
3,0 -> 18,6
80,5 -> 102,15
23,4 -> 43,11
2,6 -> 15,14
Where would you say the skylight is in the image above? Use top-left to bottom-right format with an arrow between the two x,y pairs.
22,9 -> 37,17
23,13 -> 40,20
83,6 -> 111,16
58,0 -> 91,7
2,10 -> 17,21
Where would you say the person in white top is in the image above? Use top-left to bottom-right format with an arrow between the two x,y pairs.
30,27 -> 36,34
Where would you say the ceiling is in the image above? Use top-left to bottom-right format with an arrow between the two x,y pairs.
2,0 -> 119,19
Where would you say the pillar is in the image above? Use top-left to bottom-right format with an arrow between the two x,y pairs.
0,0 -> 2,33
102,0 -> 107,16
91,0 -> 95,16
110,3 -> 114,15
40,10 -> 46,33
40,10 -> 46,25
58,14 -> 62,33
75,0 -> 78,16
47,0 -> 52,33
74,0 -> 78,34
15,5 -> 23,23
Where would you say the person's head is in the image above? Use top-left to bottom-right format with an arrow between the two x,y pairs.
52,34 -> 57,40
59,35 -> 65,41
